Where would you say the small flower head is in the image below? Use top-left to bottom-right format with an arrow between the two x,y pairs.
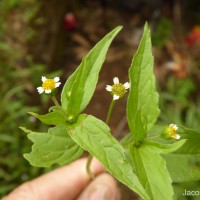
37,76 -> 61,94
162,123 -> 181,140
106,77 -> 130,100
168,124 -> 180,139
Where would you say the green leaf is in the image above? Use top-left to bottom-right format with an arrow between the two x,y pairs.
163,128 -> 200,182
144,127 -> 200,183
127,23 -> 160,143
22,125 -> 83,167
67,114 -> 150,200
66,58 -> 87,117
144,139 -> 186,153
164,154 -> 200,182
130,143 -> 176,200
177,128 -> 200,154
61,26 -> 122,116
29,111 -> 67,125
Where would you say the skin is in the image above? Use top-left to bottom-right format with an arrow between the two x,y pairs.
3,158 -> 120,200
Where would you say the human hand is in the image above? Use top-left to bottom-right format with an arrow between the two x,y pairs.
3,158 -> 120,200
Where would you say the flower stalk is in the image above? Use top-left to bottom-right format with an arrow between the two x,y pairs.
51,96 -> 68,118
105,100 -> 116,124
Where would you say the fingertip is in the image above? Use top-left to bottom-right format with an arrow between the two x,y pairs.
77,173 -> 121,200
3,157 -> 105,200
90,157 -> 105,176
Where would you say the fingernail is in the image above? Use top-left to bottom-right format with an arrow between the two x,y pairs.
89,185 -> 112,200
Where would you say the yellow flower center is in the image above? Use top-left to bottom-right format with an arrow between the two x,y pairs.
42,79 -> 56,90
168,127 -> 177,137
112,83 -> 127,98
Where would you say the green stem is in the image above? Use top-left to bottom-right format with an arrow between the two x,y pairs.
105,100 -> 116,124
86,99 -> 116,179
51,96 -> 68,117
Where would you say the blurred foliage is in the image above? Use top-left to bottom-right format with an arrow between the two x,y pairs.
152,17 -> 173,48
0,0 -> 59,197
159,77 -> 200,130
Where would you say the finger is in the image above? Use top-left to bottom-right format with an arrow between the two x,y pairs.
77,173 -> 121,200
3,158 -> 104,200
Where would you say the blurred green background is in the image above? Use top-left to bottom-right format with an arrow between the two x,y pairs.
0,0 -> 200,199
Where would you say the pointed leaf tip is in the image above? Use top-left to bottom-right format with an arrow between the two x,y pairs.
127,23 -> 160,143
61,26 -> 122,116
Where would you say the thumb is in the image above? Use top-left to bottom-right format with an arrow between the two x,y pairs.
77,173 -> 121,200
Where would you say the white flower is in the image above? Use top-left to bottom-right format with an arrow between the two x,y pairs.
37,76 -> 61,94
105,77 -> 130,100
168,124 -> 180,139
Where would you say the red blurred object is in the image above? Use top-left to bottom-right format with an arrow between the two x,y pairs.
185,26 -> 200,46
64,12 -> 78,31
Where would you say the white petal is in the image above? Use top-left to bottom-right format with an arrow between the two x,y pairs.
174,125 -> 178,130
37,87 -> 44,94
45,89 -> 52,94
113,77 -> 119,84
55,82 -> 61,88
106,85 -> 112,92
42,76 -> 47,82
113,94 -> 119,100
175,134 -> 181,139
170,123 -> 178,130
54,77 -> 60,82
123,82 -> 130,89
